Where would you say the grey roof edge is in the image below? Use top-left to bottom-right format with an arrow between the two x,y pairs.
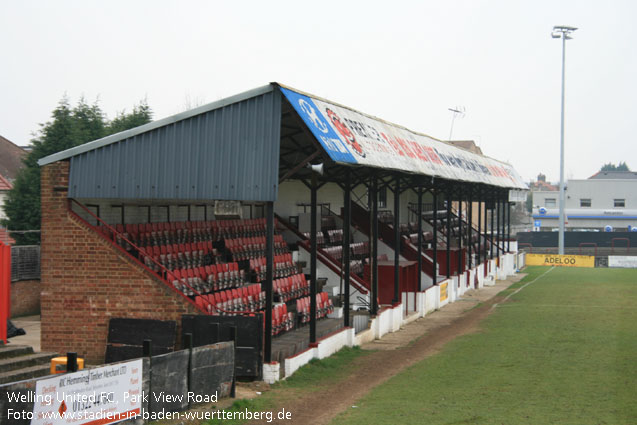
330,159 -> 529,190
38,84 -> 275,166
274,82 -> 519,171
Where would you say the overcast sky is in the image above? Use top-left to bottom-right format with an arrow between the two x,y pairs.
2,0 -> 636,183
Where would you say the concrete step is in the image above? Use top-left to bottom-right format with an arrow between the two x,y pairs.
0,364 -> 52,385
0,345 -> 34,360
0,352 -> 57,374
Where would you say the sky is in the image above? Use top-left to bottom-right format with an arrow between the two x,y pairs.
2,0 -> 636,183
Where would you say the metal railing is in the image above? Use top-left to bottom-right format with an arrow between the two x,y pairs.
69,199 -> 261,317
11,245 -> 40,281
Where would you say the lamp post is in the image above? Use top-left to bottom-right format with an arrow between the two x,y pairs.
552,25 -> 577,255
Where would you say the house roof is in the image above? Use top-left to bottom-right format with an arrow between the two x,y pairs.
588,170 -> 637,180
0,228 -> 15,245
447,140 -> 484,155
0,135 -> 26,181
0,174 -> 13,191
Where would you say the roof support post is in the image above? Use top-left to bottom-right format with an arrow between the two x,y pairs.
490,190 -> 495,260
264,201 -> 274,363
417,187 -> 423,291
393,175 -> 400,305
310,173 -> 318,344
446,189 -> 452,278
343,170 -> 351,328
457,188 -> 463,277
477,191 -> 482,267
433,188 -> 438,285
370,175 -> 379,316
476,191 -> 483,264
507,201 -> 511,253
496,193 -> 501,258
502,194 -> 507,253
467,189 -> 473,269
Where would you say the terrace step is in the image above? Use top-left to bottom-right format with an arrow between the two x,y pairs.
0,345 -> 34,360
0,364 -> 52,385
0,352 -> 58,374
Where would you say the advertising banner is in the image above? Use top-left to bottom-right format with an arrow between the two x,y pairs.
29,359 -> 143,425
281,86 -> 527,189
526,254 -> 594,268
439,281 -> 448,302
608,256 -> 637,268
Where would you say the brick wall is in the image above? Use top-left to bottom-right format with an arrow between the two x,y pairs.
10,279 -> 41,318
40,161 -> 199,364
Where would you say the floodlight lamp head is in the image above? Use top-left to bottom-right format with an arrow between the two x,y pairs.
307,163 -> 324,175
553,25 -> 577,31
551,32 -> 561,39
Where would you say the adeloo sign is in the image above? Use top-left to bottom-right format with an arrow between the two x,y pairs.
526,254 -> 595,268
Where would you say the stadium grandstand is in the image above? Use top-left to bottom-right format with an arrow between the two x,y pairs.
37,82 -> 527,377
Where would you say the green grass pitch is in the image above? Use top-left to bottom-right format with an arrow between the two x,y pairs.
332,266 -> 637,424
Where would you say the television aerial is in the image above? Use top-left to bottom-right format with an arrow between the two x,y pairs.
448,106 -> 466,140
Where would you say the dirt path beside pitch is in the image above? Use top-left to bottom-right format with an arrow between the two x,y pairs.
251,274 -> 525,425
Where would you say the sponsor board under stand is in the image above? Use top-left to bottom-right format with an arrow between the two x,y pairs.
28,359 -> 143,425
440,281 -> 448,302
526,254 -> 594,268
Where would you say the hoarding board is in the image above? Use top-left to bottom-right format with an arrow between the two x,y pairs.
608,256 -> 637,268
281,86 -> 527,189
27,359 -> 143,425
526,254 -> 594,268
439,281 -> 448,302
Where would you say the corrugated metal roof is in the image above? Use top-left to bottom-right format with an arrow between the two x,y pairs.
65,85 -> 281,202
38,81 -> 527,201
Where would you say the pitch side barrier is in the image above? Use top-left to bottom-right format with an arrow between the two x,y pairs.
517,231 -> 637,248
264,251 -> 525,384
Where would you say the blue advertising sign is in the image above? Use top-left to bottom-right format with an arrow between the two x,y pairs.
534,220 -> 541,227
280,87 -> 357,164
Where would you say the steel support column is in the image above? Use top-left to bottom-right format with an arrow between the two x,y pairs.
264,202 -> 274,363
446,189 -> 452,278
457,190 -> 463,276
371,176 -> 379,315
393,175 -> 400,304
417,188 -> 423,291
343,170 -> 351,327
467,190 -> 473,269
432,189 -> 438,285
490,191 -> 495,260
477,196 -> 482,265
507,201 -> 511,252
496,193 -> 501,258
310,174 -> 318,344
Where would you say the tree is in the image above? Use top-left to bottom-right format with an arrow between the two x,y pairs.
2,97 -> 152,244
107,100 -> 152,134
600,162 -> 630,172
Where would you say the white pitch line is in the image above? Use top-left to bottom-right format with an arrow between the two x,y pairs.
497,304 -> 637,310
492,267 -> 555,310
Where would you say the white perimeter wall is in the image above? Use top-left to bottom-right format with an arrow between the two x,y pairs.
264,252 -> 521,384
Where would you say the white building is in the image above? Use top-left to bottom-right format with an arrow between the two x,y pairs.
532,171 -> 637,231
